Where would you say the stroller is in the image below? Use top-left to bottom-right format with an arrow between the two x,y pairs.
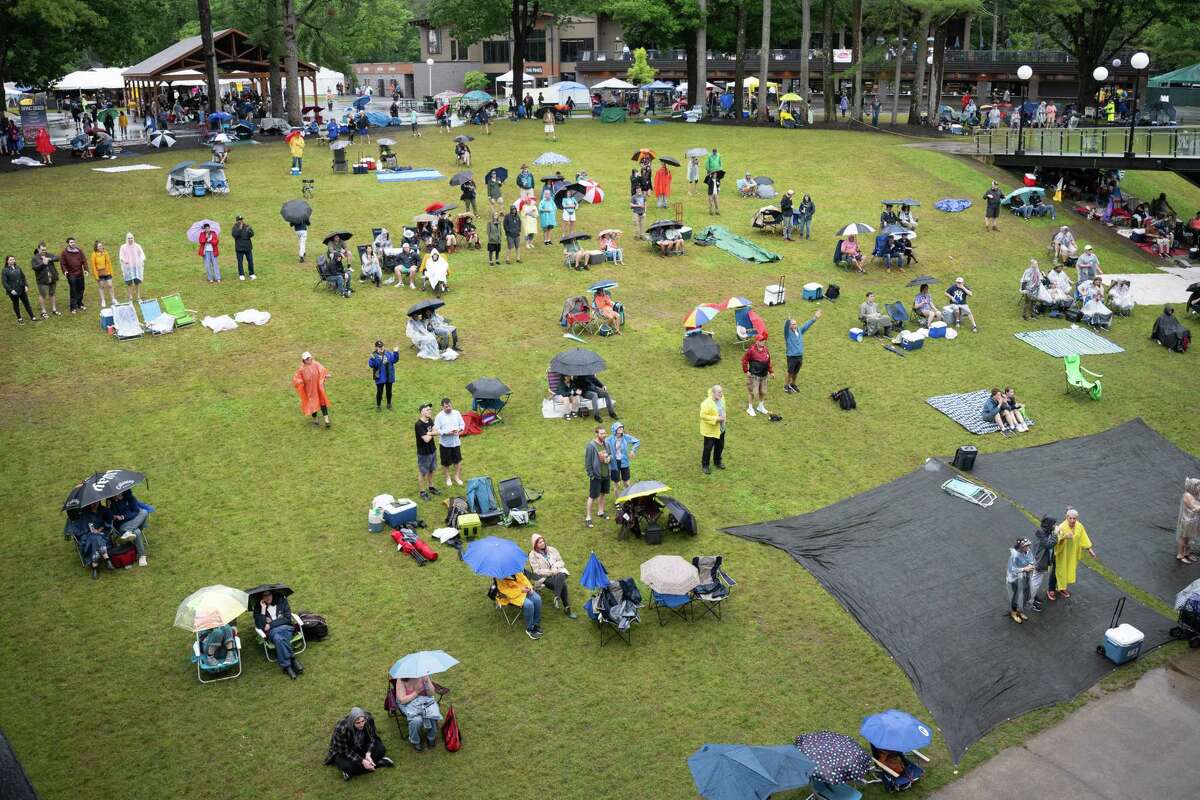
751,205 -> 784,235
1170,582 -> 1200,648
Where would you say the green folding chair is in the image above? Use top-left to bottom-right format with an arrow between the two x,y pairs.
1063,354 -> 1102,400
160,292 -> 196,328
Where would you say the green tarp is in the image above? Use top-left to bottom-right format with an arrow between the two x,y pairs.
1149,62 -> 1200,86
600,107 -> 627,123
694,226 -> 781,263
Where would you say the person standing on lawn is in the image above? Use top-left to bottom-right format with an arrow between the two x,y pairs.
704,169 -> 721,216
1052,508 -> 1096,598
433,397 -> 465,487
699,385 -> 727,475
1176,478 -> 1200,564
59,238 -> 88,313
293,352 -> 331,428
89,241 -> 117,309
605,421 -> 639,496
414,403 -> 440,501
118,233 -> 146,303
782,309 -> 821,393
653,161 -> 672,209
368,340 -> 398,411
31,242 -> 61,318
983,180 -> 1003,232
741,333 -> 773,417
197,223 -> 221,283
231,215 -> 255,280
584,425 -> 611,528
3,255 -> 36,324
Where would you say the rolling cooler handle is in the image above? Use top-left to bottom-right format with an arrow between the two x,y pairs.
1109,596 -> 1125,631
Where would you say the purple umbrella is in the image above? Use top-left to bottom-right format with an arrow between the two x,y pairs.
187,219 -> 221,243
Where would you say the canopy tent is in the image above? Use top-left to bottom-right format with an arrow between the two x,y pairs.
678,81 -> 718,93
1148,62 -> 1200,87
592,77 -> 637,90
122,29 -> 318,113
544,81 -> 592,108
640,80 -> 675,91
313,67 -> 345,95
54,68 -> 129,92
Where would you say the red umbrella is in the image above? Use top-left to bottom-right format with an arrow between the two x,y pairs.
435,104 -> 450,119
284,129 -> 302,143
579,180 -> 605,205
425,202 -> 447,214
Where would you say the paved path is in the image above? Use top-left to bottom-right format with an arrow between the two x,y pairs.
933,648 -> 1200,800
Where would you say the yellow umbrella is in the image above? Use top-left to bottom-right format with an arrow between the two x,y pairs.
174,585 -> 250,632
780,93 -> 803,102
617,480 -> 671,503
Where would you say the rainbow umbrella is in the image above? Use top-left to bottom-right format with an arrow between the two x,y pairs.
684,303 -> 721,328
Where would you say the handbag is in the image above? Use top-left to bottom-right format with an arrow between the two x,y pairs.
109,543 -> 137,568
442,705 -> 462,752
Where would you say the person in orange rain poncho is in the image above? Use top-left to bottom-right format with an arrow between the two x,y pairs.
653,162 -> 673,209
293,351 -> 332,427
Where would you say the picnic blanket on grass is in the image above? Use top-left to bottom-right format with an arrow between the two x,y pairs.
1013,327 -> 1124,357
92,163 -> 161,173
694,225 -> 781,263
935,198 -> 972,212
927,389 -> 1036,435
377,169 -> 443,183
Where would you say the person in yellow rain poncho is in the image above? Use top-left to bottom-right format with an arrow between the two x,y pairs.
1052,508 -> 1096,597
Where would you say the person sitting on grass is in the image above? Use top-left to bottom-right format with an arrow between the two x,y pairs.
1026,192 -> 1055,220
527,534 -> 578,619
421,307 -> 459,352
324,708 -> 394,781
913,283 -> 940,327
1108,279 -> 1135,315
839,235 -> 866,273
1001,387 -> 1028,429
945,276 -> 978,332
253,589 -> 304,679
657,226 -> 684,256
738,172 -> 758,198
497,571 -> 544,640
983,387 -> 1026,435
393,675 -> 442,752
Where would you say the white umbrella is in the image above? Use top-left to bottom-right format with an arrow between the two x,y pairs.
150,130 -> 176,149
835,222 -> 875,237
174,585 -> 249,632
640,555 -> 700,596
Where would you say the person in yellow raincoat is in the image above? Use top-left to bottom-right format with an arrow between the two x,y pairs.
89,240 -> 117,309
653,162 -> 672,209
1052,508 -> 1096,597
293,351 -> 331,427
287,127 -> 305,173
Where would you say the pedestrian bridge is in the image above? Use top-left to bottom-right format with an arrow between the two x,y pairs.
974,126 -> 1200,174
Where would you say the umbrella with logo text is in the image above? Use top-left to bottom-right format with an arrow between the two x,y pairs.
62,470 -> 147,511
859,710 -> 933,753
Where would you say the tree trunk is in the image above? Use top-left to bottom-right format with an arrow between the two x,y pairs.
991,0 -> 1000,53
822,0 -> 834,120
757,0 -> 771,122
197,0 -> 221,117
686,37 -> 698,108
850,0 -> 863,122
511,1 -> 540,108
282,0 -> 301,124
891,17 -> 904,125
963,14 -> 972,51
268,54 -> 283,117
908,13 -> 930,124
927,19 -> 947,122
733,1 -> 746,121
799,0 -> 811,110
696,0 -> 707,114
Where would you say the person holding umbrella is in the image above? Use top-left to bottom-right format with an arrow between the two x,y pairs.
293,352 -> 332,428
252,587 -> 304,678
368,340 -> 398,411
699,384 -> 727,475
195,223 -> 221,284
324,708 -> 394,780
687,153 -> 701,195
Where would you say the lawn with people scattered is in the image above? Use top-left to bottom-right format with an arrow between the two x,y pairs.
0,119 -> 1195,799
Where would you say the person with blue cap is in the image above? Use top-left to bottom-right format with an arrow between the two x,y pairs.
605,421 -> 640,495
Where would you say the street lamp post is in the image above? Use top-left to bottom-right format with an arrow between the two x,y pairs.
426,58 -> 435,98
1015,64 -> 1032,156
1125,51 -> 1149,158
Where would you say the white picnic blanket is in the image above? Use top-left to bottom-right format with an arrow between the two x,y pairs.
1102,272 -> 1197,305
92,164 -> 161,173
201,315 -> 238,333
10,157 -> 43,167
233,308 -> 271,325
146,314 -> 175,334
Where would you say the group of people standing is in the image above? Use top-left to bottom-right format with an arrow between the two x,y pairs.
1006,509 -> 1097,623
5,235 -> 146,324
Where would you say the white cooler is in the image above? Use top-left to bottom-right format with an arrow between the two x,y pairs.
367,508 -> 385,533
765,284 -> 787,305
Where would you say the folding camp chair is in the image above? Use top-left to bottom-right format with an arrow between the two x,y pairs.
691,556 -> 735,621
384,676 -> 450,738
253,612 -> 307,662
110,302 -> 144,340
192,628 -> 242,684
941,477 -> 997,508
649,591 -> 693,626
498,477 -> 539,523
869,747 -> 926,793
139,298 -> 175,334
806,779 -> 862,800
1063,354 -> 1102,400
588,579 -> 641,647
159,292 -> 196,327
489,580 -> 524,627
465,476 -> 504,525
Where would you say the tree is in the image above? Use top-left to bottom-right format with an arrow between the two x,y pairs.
463,70 -> 490,91
627,48 -> 657,84
908,8 -> 931,123
0,0 -> 96,92
1015,0 -> 1169,109
799,0 -> 811,111
891,13 -> 905,124
757,0 -> 771,121
696,0 -> 708,110
732,0 -> 748,120
282,0 -> 301,124
197,0 -> 221,116
822,0 -> 835,120
850,0 -> 862,122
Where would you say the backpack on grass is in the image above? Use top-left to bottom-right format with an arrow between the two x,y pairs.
297,612 -> 328,640
831,387 -> 856,410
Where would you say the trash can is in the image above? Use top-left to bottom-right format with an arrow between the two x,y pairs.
951,445 -> 978,471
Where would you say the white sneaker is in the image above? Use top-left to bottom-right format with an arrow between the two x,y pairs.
746,404 -> 756,417
138,556 -> 148,567
119,530 -> 137,542
250,274 -> 256,280
445,477 -> 453,486
239,275 -> 245,281
1017,422 -> 1028,432
756,402 -> 768,414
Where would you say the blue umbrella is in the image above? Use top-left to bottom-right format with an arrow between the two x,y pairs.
588,279 -> 618,292
70,134 -> 89,149
580,551 -> 610,590
463,536 -> 526,578
859,710 -> 933,753
752,745 -> 818,789
168,160 -> 196,174
197,161 -> 225,171
388,650 -> 459,679
352,95 -> 371,110
688,744 -> 779,800
207,111 -> 231,123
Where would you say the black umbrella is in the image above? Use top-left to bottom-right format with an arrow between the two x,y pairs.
466,377 -> 511,399
62,470 -> 147,511
540,175 -> 562,184
560,233 -> 592,244
453,134 -> 474,143
794,731 -> 873,784
707,169 -> 726,182
280,199 -> 312,225
244,583 -> 294,610
1187,282 -> 1200,293
485,167 -> 508,184
881,224 -> 911,237
407,298 -> 445,317
659,156 -> 681,167
647,219 -> 683,233
555,185 -> 585,208
754,175 -> 774,185
550,348 -> 606,376
905,275 -> 939,287
323,230 -> 352,245
449,171 -> 473,186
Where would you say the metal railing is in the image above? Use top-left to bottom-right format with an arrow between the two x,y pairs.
974,125 -> 1200,159
576,48 -> 1140,69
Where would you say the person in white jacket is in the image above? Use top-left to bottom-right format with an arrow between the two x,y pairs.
421,248 -> 449,297
527,534 -> 577,619
118,232 -> 146,302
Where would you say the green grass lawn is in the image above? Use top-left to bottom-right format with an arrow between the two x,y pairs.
0,120 -> 1194,800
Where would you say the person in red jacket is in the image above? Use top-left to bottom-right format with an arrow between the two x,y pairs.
35,128 -> 54,164
59,237 -> 88,313
197,223 -> 221,283
741,333 -> 773,417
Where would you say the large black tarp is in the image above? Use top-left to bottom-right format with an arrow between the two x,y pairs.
967,418 -> 1200,606
0,729 -> 38,800
724,464 -> 1172,762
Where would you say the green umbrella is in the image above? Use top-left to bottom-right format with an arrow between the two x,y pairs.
96,107 -> 121,123
174,585 -> 250,632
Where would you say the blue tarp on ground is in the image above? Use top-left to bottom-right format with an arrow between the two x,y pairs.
377,169 -> 444,183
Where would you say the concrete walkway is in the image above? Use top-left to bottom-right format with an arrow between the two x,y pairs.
933,648 -> 1200,800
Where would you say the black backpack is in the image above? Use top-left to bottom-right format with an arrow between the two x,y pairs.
825,283 -> 840,301
831,387 -> 856,410
445,496 -> 470,527
297,612 -> 328,640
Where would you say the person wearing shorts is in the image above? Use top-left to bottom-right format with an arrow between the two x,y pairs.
583,426 -> 611,528
782,310 -> 820,394
433,397 -> 465,486
414,404 -> 439,500
983,180 -> 1003,232
605,421 -> 639,495
503,206 -> 522,264
543,109 -> 556,141
945,276 -> 978,332
409,108 -> 421,137
740,334 -> 773,416
560,193 -> 578,238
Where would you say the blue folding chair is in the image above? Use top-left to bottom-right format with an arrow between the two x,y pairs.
807,779 -> 862,800
650,591 -> 692,626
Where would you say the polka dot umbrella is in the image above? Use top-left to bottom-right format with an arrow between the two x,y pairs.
794,731 -> 873,784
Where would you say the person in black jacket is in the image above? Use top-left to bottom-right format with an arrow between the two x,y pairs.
503,206 -> 523,264
780,189 -> 795,241
31,242 -> 61,317
569,373 -> 617,421
3,255 -> 36,324
324,708 -> 393,780
252,589 -> 304,678
231,215 -> 255,280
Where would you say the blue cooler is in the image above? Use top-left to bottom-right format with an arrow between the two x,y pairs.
1102,623 -> 1143,665
928,322 -> 948,339
99,308 -> 114,333
193,184 -> 207,197
382,499 -> 418,528
848,327 -> 865,342
802,282 -> 823,301
899,336 -> 924,351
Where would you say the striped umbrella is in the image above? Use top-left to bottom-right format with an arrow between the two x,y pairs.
579,179 -> 605,205
684,303 -> 721,328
